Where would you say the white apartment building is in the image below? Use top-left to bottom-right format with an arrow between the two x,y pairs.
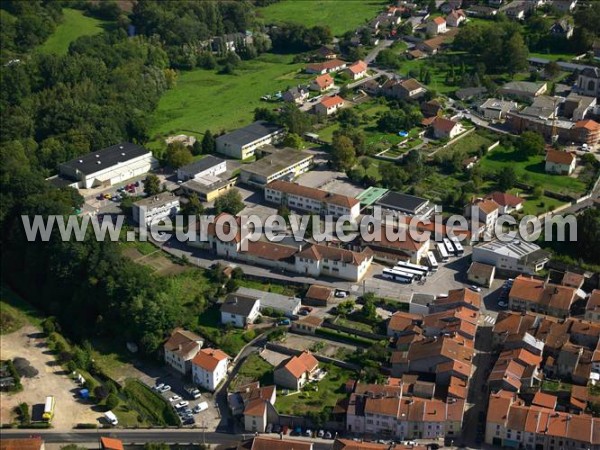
132,192 -> 180,226
216,121 -> 284,159
238,149 -> 313,186
294,244 -> 373,282
264,180 -> 361,220
163,328 -> 204,375
191,348 -> 230,391
176,155 -> 226,181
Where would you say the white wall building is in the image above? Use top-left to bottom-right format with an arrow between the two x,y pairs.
176,155 -> 226,182
216,121 -> 284,160
132,192 -> 180,226
472,239 -> 550,274
191,348 -> 230,391
220,294 -> 261,328
58,143 -> 158,189
163,328 -> 204,375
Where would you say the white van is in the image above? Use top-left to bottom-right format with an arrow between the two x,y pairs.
104,411 -> 118,426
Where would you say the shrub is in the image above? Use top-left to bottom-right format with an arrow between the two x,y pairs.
106,393 -> 120,410
15,402 -> 30,425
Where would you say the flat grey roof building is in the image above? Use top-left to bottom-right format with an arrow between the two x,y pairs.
177,156 -> 225,177
239,149 -> 314,186
375,191 -> 431,216
60,142 -> 149,176
236,287 -> 301,317
217,121 -> 282,148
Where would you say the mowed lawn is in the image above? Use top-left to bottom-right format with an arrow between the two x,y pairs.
38,8 -> 106,55
480,146 -> 587,195
258,0 -> 388,36
150,54 -> 306,141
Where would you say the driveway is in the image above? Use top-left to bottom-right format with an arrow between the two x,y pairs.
0,325 -> 100,429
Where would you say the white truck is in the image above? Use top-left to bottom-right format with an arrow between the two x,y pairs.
104,411 -> 118,426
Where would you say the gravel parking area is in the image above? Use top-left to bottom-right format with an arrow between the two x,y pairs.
0,325 -> 100,429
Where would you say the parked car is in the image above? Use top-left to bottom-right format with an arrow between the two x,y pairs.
335,290 -> 348,298
193,402 -> 208,413
298,310 -> 309,316
189,388 -> 202,399
317,429 -> 324,438
169,395 -> 182,402
469,285 -> 482,293
153,383 -> 165,391
498,301 -> 508,308
324,431 -> 332,439
159,385 -> 171,393
304,429 -> 312,437
174,401 -> 189,409
300,306 -> 313,312
277,319 -> 291,326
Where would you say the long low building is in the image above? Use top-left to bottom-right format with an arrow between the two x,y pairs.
264,180 -> 361,220
235,286 -> 301,317
472,239 -> 550,275
238,149 -> 314,187
132,192 -> 180,226
180,176 -> 236,202
58,142 -> 158,189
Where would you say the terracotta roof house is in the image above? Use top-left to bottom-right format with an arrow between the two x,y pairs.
163,328 -> 204,375
562,271 -> 585,289
310,73 -> 335,91
237,436 -> 313,450
295,244 -> 373,282
315,46 -> 337,60
446,9 -> 466,27
430,288 -> 482,312
304,284 -> 335,306
585,289 -> 600,322
509,275 -> 578,319
100,437 -> 124,450
1,439 -> 45,450
238,384 -> 278,433
342,60 -> 368,80
427,16 -> 447,35
387,311 -> 423,337
192,348 -> 230,391
314,95 -> 345,116
432,116 -> 463,139
421,99 -> 443,118
274,351 -> 319,390
291,314 -> 324,335
305,59 -> 347,75
487,191 -> 524,214
545,149 -> 576,175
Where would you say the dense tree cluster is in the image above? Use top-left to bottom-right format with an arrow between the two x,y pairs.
269,23 -> 332,53
453,19 -> 529,75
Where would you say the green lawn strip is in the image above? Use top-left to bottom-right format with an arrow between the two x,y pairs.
541,379 -> 573,393
150,54 -> 306,142
232,353 -> 274,389
479,145 -> 587,195
236,279 -> 301,297
275,364 -> 356,415
38,8 -> 107,55
520,194 -> 565,216
334,317 -> 374,333
198,306 -> 247,356
0,285 -> 44,328
257,0 -> 388,36
528,52 -> 578,62
436,131 -> 494,158
315,327 -> 378,347
123,379 -> 179,426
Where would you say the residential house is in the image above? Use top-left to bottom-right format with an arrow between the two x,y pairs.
305,59 -> 347,75
100,438 -> 124,450
585,290 -> 600,323
421,99 -> 443,117
387,311 -> 423,337
192,348 -> 230,391
441,0 -> 463,13
561,271 -> 585,290
472,239 -> 550,274
239,385 -> 278,433
509,275 -> 578,319
291,315 -> 323,335
572,119 -> 600,147
314,95 -> 345,116
563,93 -> 596,121
236,287 -> 302,318
504,3 -> 527,20
465,5 -> 498,17
264,180 -> 361,219
446,9 -> 466,27
176,155 -> 226,182
467,262 -> 496,287
487,191 -> 524,214
465,197 -> 500,235
274,351 -> 319,390
294,244 -> 374,282
545,149 -> 576,175
220,294 -> 261,328
132,192 -> 180,227
304,284 -> 335,307
429,288 -> 482,313
363,224 -> 431,264
282,86 -> 309,105
314,46 -> 338,60
396,78 -> 428,100
432,117 -> 463,139
163,328 -> 204,375
1,438 -> 46,450
427,17 -> 447,35
550,19 -> 574,39
478,98 -> 518,121
342,60 -> 368,80
418,35 -> 447,55
309,73 -> 335,91
216,121 -> 284,159
488,347 -> 542,392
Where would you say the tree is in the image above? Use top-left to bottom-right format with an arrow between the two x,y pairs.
214,189 -> 244,215
331,135 -> 356,171
497,166 -> 517,191
182,193 -> 204,218
505,32 -> 529,75
282,133 -> 304,149
201,130 -> 216,154
279,104 -> 312,135
545,61 -> 560,79
337,108 -> 361,128
143,174 -> 161,196
105,393 -> 119,410
337,300 -> 355,316
165,142 -> 193,168
516,131 -> 545,157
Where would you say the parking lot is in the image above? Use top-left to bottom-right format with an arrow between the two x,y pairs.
149,372 -> 222,429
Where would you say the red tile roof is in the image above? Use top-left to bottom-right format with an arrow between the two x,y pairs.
100,437 -> 125,450
532,391 -> 557,409
281,351 -> 318,379
1,439 -> 45,450
296,243 -> 372,266
433,16 -> 446,24
320,95 -> 344,108
488,191 -> 524,207
574,119 -> 600,131
306,59 -> 347,72
266,180 -> 358,208
546,148 -> 575,165
192,348 -> 230,372
314,73 -> 334,89
587,289 -> 600,312
433,116 -> 459,133
346,60 -> 368,74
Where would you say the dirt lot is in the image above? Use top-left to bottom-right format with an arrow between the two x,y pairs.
0,325 -> 100,429
278,333 -> 356,357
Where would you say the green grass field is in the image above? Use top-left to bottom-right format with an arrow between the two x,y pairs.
275,364 -> 356,415
150,54 -> 307,145
258,0 -> 387,36
38,8 -> 106,55
232,353 -> 274,389
480,145 -> 587,195
122,379 -> 180,426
